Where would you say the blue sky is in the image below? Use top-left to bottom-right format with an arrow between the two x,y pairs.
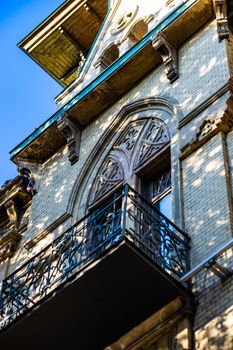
0,0 -> 64,186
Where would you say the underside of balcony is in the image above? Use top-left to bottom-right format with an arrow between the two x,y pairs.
0,185 -> 192,349
0,240 -> 191,350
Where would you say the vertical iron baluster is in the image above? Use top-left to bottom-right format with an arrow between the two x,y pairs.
185,235 -> 191,274
121,184 -> 128,238
111,190 -> 117,242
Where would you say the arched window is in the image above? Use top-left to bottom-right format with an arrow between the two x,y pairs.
70,100 -> 185,275
89,117 -> 170,208
94,44 -> 119,71
87,117 -> 172,265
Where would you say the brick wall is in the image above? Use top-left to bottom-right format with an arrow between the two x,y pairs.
194,274 -> 233,350
182,132 -> 232,267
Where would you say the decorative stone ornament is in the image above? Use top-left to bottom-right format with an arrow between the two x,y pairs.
196,119 -> 216,142
135,120 -> 170,169
152,31 -> 179,83
90,117 -> 170,205
111,6 -> 139,35
0,198 -> 24,263
180,97 -> 233,159
166,0 -> 174,5
114,122 -> 144,159
0,228 -> 21,264
4,200 -> 19,229
57,113 -> 81,165
213,0 -> 229,41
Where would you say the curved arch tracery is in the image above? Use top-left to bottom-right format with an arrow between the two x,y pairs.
90,156 -> 124,205
90,117 -> 170,205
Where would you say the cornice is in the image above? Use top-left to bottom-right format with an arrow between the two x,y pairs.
10,0 -> 214,164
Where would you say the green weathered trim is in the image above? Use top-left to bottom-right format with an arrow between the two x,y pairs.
10,0 -> 197,158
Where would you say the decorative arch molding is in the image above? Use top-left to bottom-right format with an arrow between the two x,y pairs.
89,118 -> 170,205
111,5 -> 139,35
134,118 -> 170,170
68,97 -> 177,219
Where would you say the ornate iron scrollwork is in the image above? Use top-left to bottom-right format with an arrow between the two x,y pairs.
0,185 -> 189,331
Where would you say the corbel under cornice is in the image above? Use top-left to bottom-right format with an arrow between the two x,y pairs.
57,113 -> 81,165
213,0 -> 229,41
151,31 -> 179,83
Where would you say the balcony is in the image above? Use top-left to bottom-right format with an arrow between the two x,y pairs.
0,185 -> 191,349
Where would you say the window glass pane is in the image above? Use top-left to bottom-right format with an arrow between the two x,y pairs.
152,169 -> 171,199
157,191 -> 172,221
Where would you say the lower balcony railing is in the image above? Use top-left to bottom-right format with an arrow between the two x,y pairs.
0,184 -> 190,332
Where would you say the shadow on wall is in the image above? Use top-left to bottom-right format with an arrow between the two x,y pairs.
195,273 -> 233,350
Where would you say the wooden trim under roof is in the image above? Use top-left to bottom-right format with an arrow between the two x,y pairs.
18,0 -> 108,87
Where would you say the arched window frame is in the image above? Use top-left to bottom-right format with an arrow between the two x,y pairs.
88,117 -> 170,208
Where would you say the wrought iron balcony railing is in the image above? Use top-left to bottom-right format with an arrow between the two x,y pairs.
0,184 -> 190,332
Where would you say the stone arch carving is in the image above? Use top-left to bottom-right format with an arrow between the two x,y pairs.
89,156 -> 124,205
87,118 -> 170,207
69,97 -> 178,220
134,119 -> 170,170
111,6 -> 139,35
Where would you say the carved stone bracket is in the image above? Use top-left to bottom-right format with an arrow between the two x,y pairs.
94,55 -> 112,70
5,199 -> 19,229
152,31 -> 179,83
0,200 -> 22,263
94,44 -> 119,72
57,113 -> 81,165
0,228 -> 21,263
213,0 -> 229,41
0,173 -> 35,263
17,166 -> 37,195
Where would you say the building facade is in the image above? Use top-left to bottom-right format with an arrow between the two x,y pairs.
1,0 -> 233,348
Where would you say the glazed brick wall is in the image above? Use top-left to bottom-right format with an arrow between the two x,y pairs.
226,130 -> 233,198
194,273 -> 233,350
182,133 -> 232,267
